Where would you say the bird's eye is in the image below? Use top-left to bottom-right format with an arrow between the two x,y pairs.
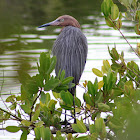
60,18 -> 64,22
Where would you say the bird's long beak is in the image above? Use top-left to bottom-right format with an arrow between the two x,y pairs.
38,19 -> 59,28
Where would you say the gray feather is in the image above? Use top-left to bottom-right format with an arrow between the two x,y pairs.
52,26 -> 88,95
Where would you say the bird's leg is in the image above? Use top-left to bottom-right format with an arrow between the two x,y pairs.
64,110 -> 67,127
73,95 -> 76,123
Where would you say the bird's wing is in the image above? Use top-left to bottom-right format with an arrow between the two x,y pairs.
52,26 -> 88,85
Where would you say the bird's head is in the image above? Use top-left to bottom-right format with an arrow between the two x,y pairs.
38,15 -> 80,29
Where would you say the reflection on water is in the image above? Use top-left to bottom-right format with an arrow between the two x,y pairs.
0,15 -> 139,95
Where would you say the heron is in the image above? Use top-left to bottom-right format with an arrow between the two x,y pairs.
38,15 -> 88,123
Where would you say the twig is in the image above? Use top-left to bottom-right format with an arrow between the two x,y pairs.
126,66 -> 140,78
54,109 -> 73,118
127,72 -> 140,86
30,89 -> 42,121
0,108 -> 22,122
122,58 -> 140,78
116,59 -> 140,81
78,83 -> 87,92
110,17 -> 140,59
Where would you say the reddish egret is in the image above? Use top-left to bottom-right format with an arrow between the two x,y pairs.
39,15 -> 88,123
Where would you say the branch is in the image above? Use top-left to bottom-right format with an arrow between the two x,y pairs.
0,108 -> 22,122
126,65 -> 140,78
110,17 -> 140,59
78,83 -> 87,92
0,125 -> 77,134
127,72 -> 140,86
30,89 -> 42,121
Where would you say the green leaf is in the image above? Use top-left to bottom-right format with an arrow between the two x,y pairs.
101,0 -> 113,17
119,12 -> 123,19
134,24 -> 140,35
48,100 -> 57,111
33,74 -> 44,88
55,108 -> 62,116
119,0 -> 129,7
16,96 -> 21,101
121,51 -> 124,57
87,81 -> 95,96
92,68 -> 103,77
45,93 -> 50,105
60,104 -> 73,110
67,133 -> 72,140
89,124 -> 95,134
132,0 -> 138,8
72,119 -> 87,133
34,127 -> 41,140
9,104 -> 16,110
128,0 -> 133,5
3,113 -> 10,121
44,77 -> 60,91
127,61 -> 139,78
44,127 -> 51,140
83,93 -> 94,106
38,52 -> 50,76
6,95 -> 16,103
110,88 -> 123,99
21,120 -> 31,127
58,70 -> 65,81
40,91 -> 46,104
18,70 -> 31,85
40,126 -> 51,140
108,121 -> 122,129
21,104 -> 31,114
61,77 -> 74,85
54,85 -> 70,92
116,19 -> 122,29
35,121 -> 44,127
95,118 -> 106,138
6,126 -> 20,133
111,63 -> 121,71
56,131 -> 61,136
111,48 -> 119,60
47,56 -> 56,75
20,77 -> 39,96
98,103 -> 110,111
31,108 -> 40,122
75,97 -> 81,107
52,91 -> 61,99
124,81 -> 134,95
61,91 -> 73,105
135,10 -> 140,23
88,79 -> 98,99
95,92 -> 103,104
20,129 -> 28,140
103,60 -> 111,73
40,126 -> 45,140
105,17 -> 114,27
111,4 -> 119,20
75,136 -> 89,140
98,80 -> 104,89
105,70 -> 117,91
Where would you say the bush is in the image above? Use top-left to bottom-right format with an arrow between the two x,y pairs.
0,0 -> 140,139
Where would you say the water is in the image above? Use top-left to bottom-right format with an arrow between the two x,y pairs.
0,18 -> 139,95
0,0 -> 140,139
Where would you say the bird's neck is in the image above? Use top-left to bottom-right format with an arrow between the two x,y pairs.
61,25 -> 81,32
